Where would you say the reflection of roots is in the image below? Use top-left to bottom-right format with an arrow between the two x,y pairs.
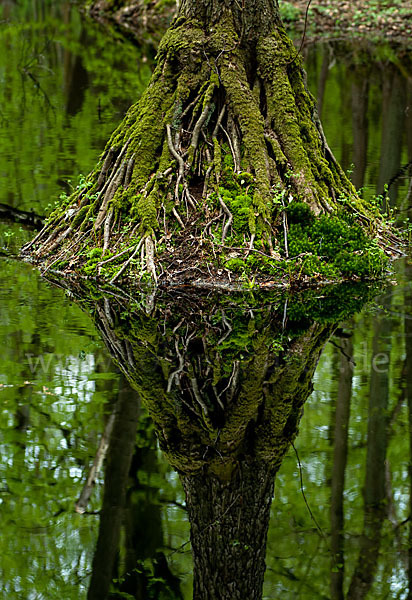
67,287 -> 335,474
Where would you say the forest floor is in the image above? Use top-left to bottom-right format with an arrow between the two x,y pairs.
87,0 -> 412,47
286,0 -> 412,45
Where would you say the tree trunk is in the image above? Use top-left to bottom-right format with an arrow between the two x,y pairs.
181,461 -> 276,600
22,0 -> 395,286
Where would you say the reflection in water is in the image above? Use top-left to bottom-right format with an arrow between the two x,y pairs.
405,262 -> 412,597
305,43 -> 412,209
87,374 -> 183,599
55,282 -> 377,599
0,0 -> 152,223
347,294 -> 391,599
330,326 -> 353,600
87,373 -> 183,600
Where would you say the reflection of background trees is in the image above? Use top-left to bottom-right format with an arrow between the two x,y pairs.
308,43 -> 412,599
305,42 -> 412,212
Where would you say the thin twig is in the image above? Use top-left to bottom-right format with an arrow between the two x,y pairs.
286,0 -> 313,64
97,243 -> 138,266
75,410 -> 117,514
292,442 -> 328,542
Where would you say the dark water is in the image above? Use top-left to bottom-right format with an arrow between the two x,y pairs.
1,2 -> 412,598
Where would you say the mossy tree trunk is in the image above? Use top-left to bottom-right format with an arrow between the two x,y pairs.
23,0 -> 394,285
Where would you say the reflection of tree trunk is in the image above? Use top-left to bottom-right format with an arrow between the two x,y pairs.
328,345 -> 339,448
405,263 -> 412,599
378,67 -> 406,208
317,45 -> 330,119
119,447 -> 163,598
347,300 -> 391,599
87,377 -> 140,600
408,140 -> 412,600
351,73 -> 369,191
116,445 -> 183,599
63,28 -> 89,117
12,331 -> 37,459
330,333 -> 353,600
182,460 -> 276,600
53,282 -> 375,600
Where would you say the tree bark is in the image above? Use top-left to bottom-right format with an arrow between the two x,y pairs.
182,461 -> 276,600
179,0 -> 281,43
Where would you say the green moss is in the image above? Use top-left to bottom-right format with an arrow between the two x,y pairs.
135,187 -> 159,233
282,201 -> 388,279
87,247 -> 103,260
220,188 -> 252,232
81,247 -> 104,276
218,42 -> 271,219
69,206 -> 88,229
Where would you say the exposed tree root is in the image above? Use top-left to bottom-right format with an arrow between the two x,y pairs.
21,6 -> 401,288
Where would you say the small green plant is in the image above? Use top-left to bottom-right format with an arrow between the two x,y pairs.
271,339 -> 284,353
241,272 -> 256,290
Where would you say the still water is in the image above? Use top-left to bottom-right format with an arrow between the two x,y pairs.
0,1 -> 412,598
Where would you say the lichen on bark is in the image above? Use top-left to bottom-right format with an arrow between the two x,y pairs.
22,0 -> 400,287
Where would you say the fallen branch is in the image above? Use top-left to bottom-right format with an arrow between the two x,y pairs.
0,202 -> 44,230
